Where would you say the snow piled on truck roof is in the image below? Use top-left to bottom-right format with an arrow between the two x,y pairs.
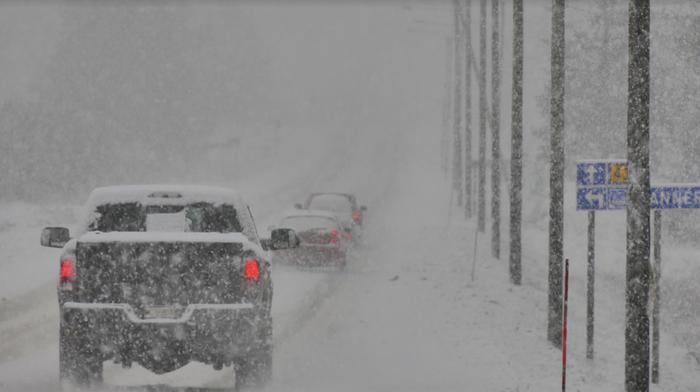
78,231 -> 253,245
87,184 -> 246,207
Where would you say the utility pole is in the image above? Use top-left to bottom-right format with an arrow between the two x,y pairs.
453,0 -> 464,207
464,0 -> 474,219
442,35 -> 454,177
478,0 -> 487,233
491,0 -> 501,259
548,0 -> 565,348
625,0 -> 651,390
509,0 -> 523,285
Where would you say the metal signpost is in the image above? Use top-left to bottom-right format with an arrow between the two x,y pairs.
577,159 -> 700,383
576,160 -> 628,360
645,184 -> 700,384
652,209 -> 661,384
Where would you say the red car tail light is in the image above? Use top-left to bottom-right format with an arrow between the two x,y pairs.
330,229 -> 339,244
352,210 -> 362,223
244,258 -> 260,282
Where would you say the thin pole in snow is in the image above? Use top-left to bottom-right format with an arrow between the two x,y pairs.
447,186 -> 454,228
587,211 -> 595,359
471,226 -> 478,282
562,258 -> 569,392
651,210 -> 662,384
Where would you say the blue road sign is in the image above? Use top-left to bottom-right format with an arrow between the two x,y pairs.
577,162 -> 608,186
650,186 -> 700,209
577,160 -> 627,211
577,187 -> 607,210
608,187 -> 628,210
576,161 -> 700,211
578,184 -> 700,210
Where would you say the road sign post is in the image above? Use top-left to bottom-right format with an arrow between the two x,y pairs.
587,210 -> 595,359
578,158 -> 700,380
562,258 -> 570,392
576,159 -> 628,360
652,210 -> 661,384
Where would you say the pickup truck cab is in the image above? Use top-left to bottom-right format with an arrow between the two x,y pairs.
40,185 -> 298,390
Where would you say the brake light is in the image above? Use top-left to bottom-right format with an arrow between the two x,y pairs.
59,258 -> 76,290
352,210 -> 362,223
330,229 -> 339,244
244,258 -> 260,282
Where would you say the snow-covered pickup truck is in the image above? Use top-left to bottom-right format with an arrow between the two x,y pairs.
40,185 -> 299,390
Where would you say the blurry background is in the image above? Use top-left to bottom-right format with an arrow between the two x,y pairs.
0,2 -> 442,201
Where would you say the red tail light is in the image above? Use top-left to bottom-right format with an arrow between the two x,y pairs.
59,259 -> 75,285
330,229 -> 339,244
244,258 -> 260,282
352,210 -> 362,223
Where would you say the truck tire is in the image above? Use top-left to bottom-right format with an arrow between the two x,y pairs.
59,313 -> 103,390
234,347 -> 272,390
338,253 -> 347,270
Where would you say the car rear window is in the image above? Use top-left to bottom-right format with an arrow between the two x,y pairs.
307,194 -> 353,214
280,216 -> 337,232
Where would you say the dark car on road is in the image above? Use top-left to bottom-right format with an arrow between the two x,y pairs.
295,193 -> 367,239
40,185 -> 299,390
271,210 -> 351,269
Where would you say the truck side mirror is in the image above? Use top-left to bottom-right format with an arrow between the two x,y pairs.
40,227 -> 70,248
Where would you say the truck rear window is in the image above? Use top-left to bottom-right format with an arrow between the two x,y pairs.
87,202 -> 243,233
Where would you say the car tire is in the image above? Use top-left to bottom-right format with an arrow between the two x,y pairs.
59,313 -> 103,390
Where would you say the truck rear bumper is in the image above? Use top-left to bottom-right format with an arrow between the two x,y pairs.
63,302 -> 254,324
60,301 -> 268,373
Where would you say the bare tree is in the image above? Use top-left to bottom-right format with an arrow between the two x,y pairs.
464,0 -> 474,219
478,0 -> 487,233
509,0 -> 523,285
491,0 -> 501,259
453,0 -> 464,207
548,0 -> 565,348
625,0 -> 651,390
